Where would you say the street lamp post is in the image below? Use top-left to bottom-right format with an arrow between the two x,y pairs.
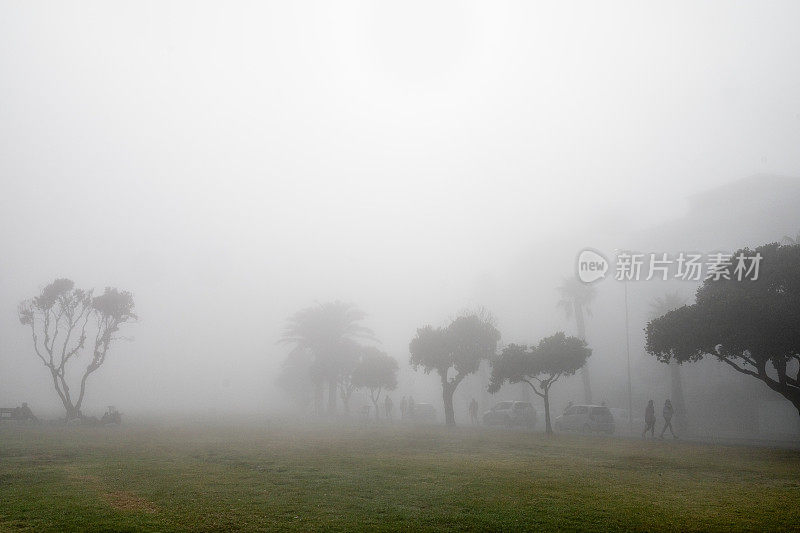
624,279 -> 633,432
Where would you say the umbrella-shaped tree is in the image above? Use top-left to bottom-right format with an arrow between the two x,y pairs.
489,332 -> 591,434
351,347 -> 399,420
647,243 -> 800,417
410,312 -> 500,426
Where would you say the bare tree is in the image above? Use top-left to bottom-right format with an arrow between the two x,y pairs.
18,279 -> 136,419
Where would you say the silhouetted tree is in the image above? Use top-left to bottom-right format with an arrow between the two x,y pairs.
647,243 -> 800,416
18,279 -> 135,419
280,301 -> 373,416
351,347 -> 398,420
649,292 -> 688,431
277,346 -> 319,412
409,312 -> 500,425
337,339 -> 361,414
557,277 -> 595,403
489,332 -> 591,434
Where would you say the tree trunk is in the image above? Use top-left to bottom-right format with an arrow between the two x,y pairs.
756,362 -> 800,418
543,388 -> 553,435
340,384 -> 352,414
327,377 -> 337,416
370,388 -> 382,421
75,366 -> 95,415
50,370 -> 72,417
314,380 -> 323,416
669,362 -> 687,432
574,302 -> 592,404
443,384 -> 455,426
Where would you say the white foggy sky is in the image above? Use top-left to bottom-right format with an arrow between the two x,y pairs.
1,1 -> 799,415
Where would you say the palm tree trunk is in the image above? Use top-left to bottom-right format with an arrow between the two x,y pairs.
574,302 -> 592,403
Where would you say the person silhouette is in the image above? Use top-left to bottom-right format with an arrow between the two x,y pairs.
469,399 -> 479,425
384,395 -> 394,420
642,400 -> 656,439
660,399 -> 676,439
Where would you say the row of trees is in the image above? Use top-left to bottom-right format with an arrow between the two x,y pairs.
279,303 -> 592,432
407,313 -> 590,431
20,241 -> 799,424
278,301 -> 398,419
281,241 -> 800,432
15,279 -> 592,428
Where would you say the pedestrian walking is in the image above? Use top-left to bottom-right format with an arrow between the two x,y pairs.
660,399 -> 677,439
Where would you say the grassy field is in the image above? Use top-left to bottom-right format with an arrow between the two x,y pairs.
1,422 -> 799,532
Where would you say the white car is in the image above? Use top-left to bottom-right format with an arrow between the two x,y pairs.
554,404 -> 615,434
482,401 -> 537,429
609,408 -> 642,430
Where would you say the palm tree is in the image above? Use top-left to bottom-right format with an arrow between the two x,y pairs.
281,301 -> 374,416
649,292 -> 688,432
557,277 -> 596,403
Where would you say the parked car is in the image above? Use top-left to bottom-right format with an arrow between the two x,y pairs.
482,401 -> 537,429
608,408 -> 642,431
554,404 -> 614,434
408,403 -> 437,423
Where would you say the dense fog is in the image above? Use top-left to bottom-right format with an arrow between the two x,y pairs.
1,1 -> 800,436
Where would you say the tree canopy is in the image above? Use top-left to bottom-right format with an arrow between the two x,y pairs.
280,301 -> 373,415
409,312 -> 500,425
646,242 -> 800,415
351,347 -> 398,419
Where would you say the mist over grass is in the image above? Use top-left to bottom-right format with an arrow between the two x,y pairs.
2,423 -> 799,531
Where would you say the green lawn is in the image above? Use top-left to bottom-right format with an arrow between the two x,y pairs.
0,423 -> 798,531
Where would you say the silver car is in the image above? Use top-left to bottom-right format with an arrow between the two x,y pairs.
482,401 -> 538,429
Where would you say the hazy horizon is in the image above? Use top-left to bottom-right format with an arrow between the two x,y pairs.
2,1 -> 800,419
